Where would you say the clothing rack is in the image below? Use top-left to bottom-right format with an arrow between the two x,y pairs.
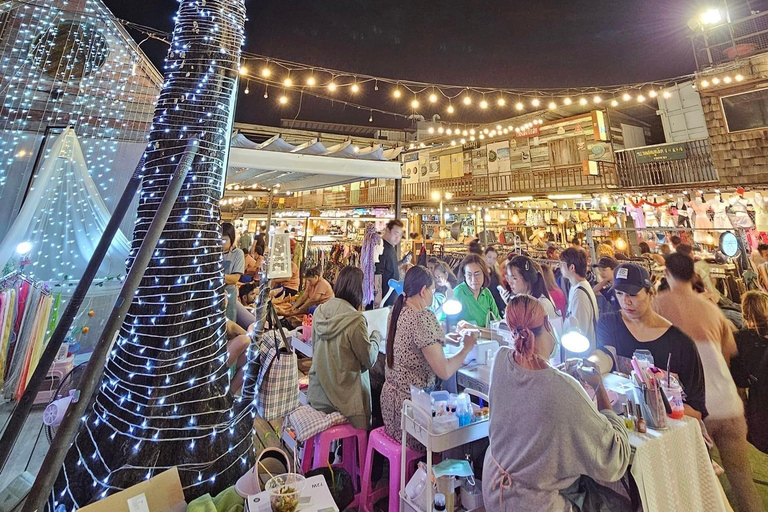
0,273 -> 58,401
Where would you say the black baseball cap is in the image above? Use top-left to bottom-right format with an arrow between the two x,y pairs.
593,257 -> 618,270
613,263 -> 651,295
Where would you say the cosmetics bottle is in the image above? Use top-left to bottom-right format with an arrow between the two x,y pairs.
623,403 -> 635,430
635,403 -> 647,434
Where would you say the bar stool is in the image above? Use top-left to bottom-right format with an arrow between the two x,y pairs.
300,423 -> 368,505
360,426 -> 422,512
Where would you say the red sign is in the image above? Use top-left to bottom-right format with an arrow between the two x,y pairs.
515,126 -> 540,139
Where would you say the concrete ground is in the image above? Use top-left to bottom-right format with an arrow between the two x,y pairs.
713,443 -> 768,511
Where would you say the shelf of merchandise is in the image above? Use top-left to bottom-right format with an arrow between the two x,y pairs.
399,389 -> 489,512
291,335 -> 313,358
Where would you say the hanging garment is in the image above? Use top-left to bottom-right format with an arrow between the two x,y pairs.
708,198 -> 732,230
659,205 -> 674,228
643,204 -> 660,228
689,198 -> 713,243
728,196 -> 754,229
625,204 -> 646,228
754,193 -> 768,232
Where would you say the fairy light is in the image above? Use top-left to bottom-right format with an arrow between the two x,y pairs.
429,93 -> 438,103
261,67 -> 271,77
327,82 -> 337,92
447,103 -> 455,114
623,93 -> 632,101
548,101 -> 557,110
648,90 -> 657,98
593,96 -> 602,103
350,82 -> 360,93
563,97 -> 572,105
279,95 -> 288,104
463,95 -> 472,105
531,98 -> 540,107
50,0 -> 256,507
393,88 -> 402,98
411,98 -> 419,108
579,97 -> 588,105
306,75 -> 316,86
497,97 -> 506,107
611,99 -> 619,106
515,101 -> 524,111
480,99 -> 488,109
662,90 -> 672,99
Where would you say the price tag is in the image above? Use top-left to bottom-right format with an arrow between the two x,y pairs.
127,493 -> 150,512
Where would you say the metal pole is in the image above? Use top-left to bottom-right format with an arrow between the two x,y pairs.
22,140 -> 198,512
394,178 -> 402,221
265,189 -> 274,248
0,154 -> 146,473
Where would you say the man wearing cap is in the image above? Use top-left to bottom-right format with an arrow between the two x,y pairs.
592,257 -> 620,317
588,262 -> 708,420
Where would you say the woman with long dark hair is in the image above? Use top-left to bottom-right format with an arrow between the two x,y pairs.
308,266 -> 381,429
381,266 -> 477,449
506,256 -> 562,338
221,222 -> 244,321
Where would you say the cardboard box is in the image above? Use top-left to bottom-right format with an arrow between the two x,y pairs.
77,468 -> 186,512
246,475 -> 337,512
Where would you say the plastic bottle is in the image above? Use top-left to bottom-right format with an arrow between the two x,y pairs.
623,403 -> 634,430
434,493 -> 446,512
456,394 -> 471,427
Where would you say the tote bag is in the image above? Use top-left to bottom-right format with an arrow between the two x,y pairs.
254,303 -> 300,421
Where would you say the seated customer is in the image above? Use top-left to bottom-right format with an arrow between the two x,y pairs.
288,266 -> 334,316
432,260 -> 458,300
588,263 -> 707,419
272,260 -> 300,297
453,254 -> 500,327
308,266 -> 381,430
238,282 -> 258,308
483,295 -> 630,511
382,266 -> 477,449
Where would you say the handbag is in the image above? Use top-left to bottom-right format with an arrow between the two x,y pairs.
255,302 -> 301,421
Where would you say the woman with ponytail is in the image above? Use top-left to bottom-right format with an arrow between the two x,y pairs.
506,255 -> 563,339
482,295 -> 631,511
381,266 -> 478,450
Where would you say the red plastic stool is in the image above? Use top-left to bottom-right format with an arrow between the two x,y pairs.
360,426 -> 422,512
300,423 -> 368,506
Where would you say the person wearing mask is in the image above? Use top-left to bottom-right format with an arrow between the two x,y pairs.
484,246 -> 506,314
375,219 -> 404,307
732,291 -> 768,454
454,254 -> 500,328
559,248 -> 599,348
483,295 -> 631,511
221,222 -> 245,322
592,257 -> 620,317
432,260 -> 458,300
381,266 -> 478,449
308,267 -> 381,430
540,263 -> 567,317
653,254 -> 762,512
506,256 -> 562,338
288,265 -> 334,316
588,262 -> 708,419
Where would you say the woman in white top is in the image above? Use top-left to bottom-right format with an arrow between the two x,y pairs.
506,256 -> 563,341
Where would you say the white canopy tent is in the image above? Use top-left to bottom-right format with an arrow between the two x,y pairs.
227,133 -> 403,192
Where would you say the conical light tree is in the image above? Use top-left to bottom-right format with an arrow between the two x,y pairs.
49,0 -> 251,509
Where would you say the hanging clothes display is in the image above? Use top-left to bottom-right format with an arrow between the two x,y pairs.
754,192 -> 768,232
728,195 -> 754,229
643,204 -> 660,228
625,202 -> 646,228
676,198 -> 691,228
708,197 -> 732,230
689,197 -> 713,243
0,274 -> 58,400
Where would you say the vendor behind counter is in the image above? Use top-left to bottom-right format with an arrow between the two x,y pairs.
453,254 -> 500,328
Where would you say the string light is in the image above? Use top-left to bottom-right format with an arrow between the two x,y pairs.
623,93 -> 632,101
279,95 -> 288,105
497,97 -> 506,107
648,90 -> 657,98
306,75 -> 316,86
462,95 -> 472,105
261,67 -> 271,77
563,97 -> 572,105
579,97 -> 588,105
411,98 -> 420,108
283,77 -> 293,87
393,88 -> 402,98
548,101 -> 557,109
662,90 -> 672,99
531,98 -> 540,107
515,101 -> 524,111
447,103 -> 455,114
50,0 -> 255,507
350,82 -> 360,93
593,96 -> 602,103
480,99 -> 488,109
611,99 -> 619,106
429,93 -> 438,103
327,82 -> 337,92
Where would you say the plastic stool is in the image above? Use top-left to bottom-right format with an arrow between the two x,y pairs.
360,427 -> 422,512
300,423 -> 368,505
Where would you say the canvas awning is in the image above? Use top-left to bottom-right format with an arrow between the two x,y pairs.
227,133 -> 403,192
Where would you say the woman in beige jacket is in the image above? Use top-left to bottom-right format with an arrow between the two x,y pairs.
308,266 -> 381,430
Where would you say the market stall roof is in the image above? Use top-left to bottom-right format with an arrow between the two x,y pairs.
227,133 -> 403,192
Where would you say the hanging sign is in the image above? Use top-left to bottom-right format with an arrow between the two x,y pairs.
462,140 -> 480,150
515,126 -> 540,138
634,143 -> 687,163
720,231 -> 740,257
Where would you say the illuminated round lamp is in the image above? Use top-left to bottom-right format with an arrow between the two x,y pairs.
608,215 -> 617,225
561,330 -> 590,354
511,213 -> 520,224
706,234 -> 715,245
16,241 -> 32,256
442,299 -> 463,317
439,229 -> 448,239
557,214 -> 566,224
615,238 -> 627,250
431,190 -> 442,201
